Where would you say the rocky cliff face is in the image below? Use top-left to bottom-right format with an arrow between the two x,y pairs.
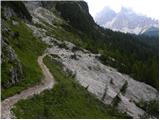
1,1 -> 32,89
1,19 -> 23,89
2,1 -> 32,22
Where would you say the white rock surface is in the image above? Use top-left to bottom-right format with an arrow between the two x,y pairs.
47,42 -> 158,118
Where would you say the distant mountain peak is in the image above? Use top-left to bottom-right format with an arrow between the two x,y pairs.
95,6 -> 116,25
120,7 -> 131,12
95,6 -> 116,17
95,6 -> 159,35
119,7 -> 135,15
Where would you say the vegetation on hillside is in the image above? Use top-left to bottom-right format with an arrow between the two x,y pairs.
44,17 -> 158,89
12,56 -> 130,119
1,20 -> 47,99
2,1 -> 32,22
136,100 -> 159,118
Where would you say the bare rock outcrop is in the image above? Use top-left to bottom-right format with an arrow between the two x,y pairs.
1,39 -> 23,89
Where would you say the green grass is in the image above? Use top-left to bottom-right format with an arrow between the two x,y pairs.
12,56 -> 130,119
2,21 -> 47,99
46,23 -> 98,54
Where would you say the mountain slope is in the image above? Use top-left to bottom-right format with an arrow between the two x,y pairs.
1,1 -> 159,119
1,10 -> 47,99
142,26 -> 159,37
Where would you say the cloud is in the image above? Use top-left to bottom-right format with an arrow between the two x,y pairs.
85,0 -> 160,20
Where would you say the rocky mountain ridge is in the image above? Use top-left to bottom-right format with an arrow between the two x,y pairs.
95,7 -> 159,35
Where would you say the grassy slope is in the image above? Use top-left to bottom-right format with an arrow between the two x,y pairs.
2,21 -> 47,99
12,56 -> 130,119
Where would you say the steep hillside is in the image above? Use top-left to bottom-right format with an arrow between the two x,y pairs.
50,2 -> 159,89
1,1 -> 47,99
1,1 -> 159,119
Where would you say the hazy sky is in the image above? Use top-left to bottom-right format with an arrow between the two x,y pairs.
85,0 -> 160,20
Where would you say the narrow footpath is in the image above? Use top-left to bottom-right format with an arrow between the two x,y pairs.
1,53 -> 55,119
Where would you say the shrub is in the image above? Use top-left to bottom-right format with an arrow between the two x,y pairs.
112,93 -> 121,107
136,100 -> 159,118
71,46 -> 82,52
70,54 -> 78,60
120,81 -> 128,95
58,43 -> 69,49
